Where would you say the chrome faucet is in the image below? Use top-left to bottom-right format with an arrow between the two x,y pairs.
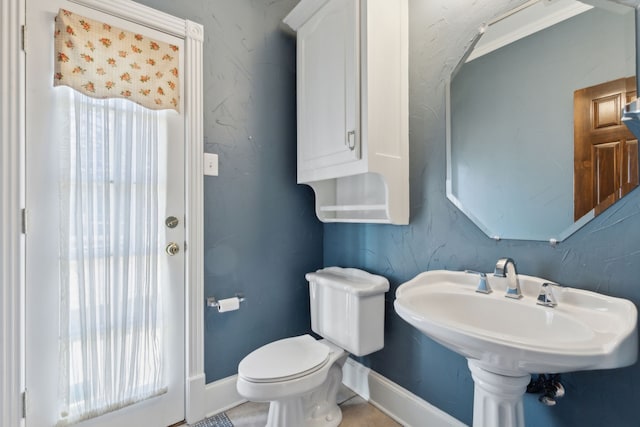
494,257 -> 522,299
537,282 -> 557,308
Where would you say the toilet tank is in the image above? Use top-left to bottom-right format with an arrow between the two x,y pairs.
305,267 -> 389,357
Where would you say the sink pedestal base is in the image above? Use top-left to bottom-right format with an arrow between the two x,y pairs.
468,360 -> 530,427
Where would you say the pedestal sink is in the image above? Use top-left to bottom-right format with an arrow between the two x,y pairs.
394,270 -> 638,427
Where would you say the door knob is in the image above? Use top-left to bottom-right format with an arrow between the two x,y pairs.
166,242 -> 180,256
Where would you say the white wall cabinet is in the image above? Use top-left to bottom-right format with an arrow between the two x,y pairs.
284,0 -> 409,224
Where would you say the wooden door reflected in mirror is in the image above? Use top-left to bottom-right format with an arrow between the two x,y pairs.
574,76 -> 639,221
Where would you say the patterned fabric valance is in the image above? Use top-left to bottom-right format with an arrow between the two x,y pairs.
54,9 -> 180,111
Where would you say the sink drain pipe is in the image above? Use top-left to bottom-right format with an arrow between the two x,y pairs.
526,374 -> 565,406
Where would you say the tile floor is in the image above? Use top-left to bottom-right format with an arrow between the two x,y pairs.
219,385 -> 402,427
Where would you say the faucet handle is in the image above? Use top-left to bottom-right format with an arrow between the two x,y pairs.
465,270 -> 492,294
537,282 -> 557,308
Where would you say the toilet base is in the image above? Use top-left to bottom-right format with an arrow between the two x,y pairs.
266,398 -> 305,427
303,362 -> 344,427
265,353 -> 347,427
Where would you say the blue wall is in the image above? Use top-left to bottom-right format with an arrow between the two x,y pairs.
135,0 -> 323,382
138,0 -> 640,425
326,1 -> 640,426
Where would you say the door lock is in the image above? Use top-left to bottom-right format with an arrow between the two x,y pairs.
166,242 -> 180,256
165,216 -> 179,229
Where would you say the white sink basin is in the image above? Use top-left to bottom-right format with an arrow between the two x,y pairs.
394,270 -> 638,376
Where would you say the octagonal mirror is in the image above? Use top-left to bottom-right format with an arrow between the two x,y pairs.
446,0 -> 639,242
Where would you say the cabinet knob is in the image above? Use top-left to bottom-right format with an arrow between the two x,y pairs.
346,130 -> 356,151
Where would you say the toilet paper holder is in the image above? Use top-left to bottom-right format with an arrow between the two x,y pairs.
206,293 -> 245,309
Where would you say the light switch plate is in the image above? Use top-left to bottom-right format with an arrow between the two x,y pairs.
203,153 -> 218,176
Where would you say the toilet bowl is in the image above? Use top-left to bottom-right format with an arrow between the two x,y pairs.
236,267 -> 389,427
237,335 -> 348,427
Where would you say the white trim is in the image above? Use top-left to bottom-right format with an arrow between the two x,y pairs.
187,374 -> 207,423
202,375 -> 245,419
342,358 -> 467,427
1,1 -> 25,427
183,17 -> 206,424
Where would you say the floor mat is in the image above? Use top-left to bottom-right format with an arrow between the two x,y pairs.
190,413 -> 234,427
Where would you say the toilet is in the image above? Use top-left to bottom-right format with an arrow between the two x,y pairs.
236,266 -> 389,427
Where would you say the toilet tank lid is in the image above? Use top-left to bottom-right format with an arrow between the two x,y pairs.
305,267 -> 389,296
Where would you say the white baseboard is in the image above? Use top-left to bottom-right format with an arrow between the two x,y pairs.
200,358 -> 466,427
342,358 -> 467,427
202,374 -> 245,419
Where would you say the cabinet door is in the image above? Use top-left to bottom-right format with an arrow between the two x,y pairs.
297,0 -> 360,178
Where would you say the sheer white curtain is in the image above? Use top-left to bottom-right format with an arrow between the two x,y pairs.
57,89 -> 166,425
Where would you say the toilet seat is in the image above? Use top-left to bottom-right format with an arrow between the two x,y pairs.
238,335 -> 331,383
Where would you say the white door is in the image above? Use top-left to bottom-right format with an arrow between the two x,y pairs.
297,0 -> 361,178
25,1 -> 185,426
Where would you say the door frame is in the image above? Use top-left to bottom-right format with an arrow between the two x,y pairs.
0,0 -> 206,425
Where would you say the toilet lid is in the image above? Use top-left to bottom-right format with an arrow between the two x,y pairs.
238,335 -> 330,383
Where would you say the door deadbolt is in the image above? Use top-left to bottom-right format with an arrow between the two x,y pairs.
166,242 -> 180,256
165,216 -> 179,229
